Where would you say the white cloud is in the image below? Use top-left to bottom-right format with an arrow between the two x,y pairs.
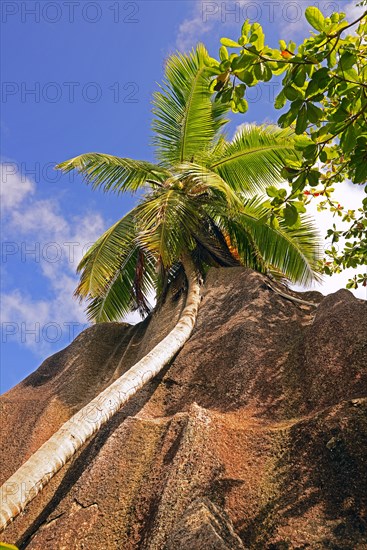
0,162 -> 34,210
0,158 -> 151,365
1,163 -> 107,355
0,288 -> 87,356
176,1 -> 213,51
176,0 -> 250,51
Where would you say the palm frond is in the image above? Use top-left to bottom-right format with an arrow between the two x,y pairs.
75,208 -> 139,298
209,124 -> 301,194
152,44 -> 228,165
136,188 -> 201,267
223,198 -> 322,285
86,247 -> 156,322
173,162 -> 243,211
56,153 -> 169,194
193,217 -> 241,268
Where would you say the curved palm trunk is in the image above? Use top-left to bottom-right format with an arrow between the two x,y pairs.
0,257 -> 201,532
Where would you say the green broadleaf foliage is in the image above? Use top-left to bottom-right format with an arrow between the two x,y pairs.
284,85 -> 302,101
340,125 -> 357,154
283,204 -> 300,227
305,6 -> 325,31
307,170 -> 320,186
293,66 -> 306,87
275,90 -> 287,109
220,37 -> 241,48
219,46 -> 229,61
339,51 -> 357,70
278,109 -> 297,127
210,8 -> 367,288
296,105 -> 308,134
307,103 -> 323,123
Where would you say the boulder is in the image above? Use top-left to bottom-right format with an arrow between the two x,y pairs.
1,268 -> 366,549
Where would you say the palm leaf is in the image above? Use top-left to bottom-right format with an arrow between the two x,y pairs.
56,153 -> 169,194
86,248 -> 156,322
173,162 -> 242,211
136,188 -> 202,267
76,208 -> 140,298
209,124 -> 301,194
192,217 -> 241,268
152,44 -> 228,165
223,198 -> 322,285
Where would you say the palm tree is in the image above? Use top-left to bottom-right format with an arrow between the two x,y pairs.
0,44 -> 321,532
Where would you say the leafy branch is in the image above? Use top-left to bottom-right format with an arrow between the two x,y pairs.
210,6 -> 367,289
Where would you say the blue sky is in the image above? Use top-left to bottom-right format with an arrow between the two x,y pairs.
1,0 -> 365,393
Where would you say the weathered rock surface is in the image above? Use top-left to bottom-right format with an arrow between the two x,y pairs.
1,267 -> 366,549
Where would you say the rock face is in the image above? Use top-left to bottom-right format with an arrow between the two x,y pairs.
1,267 -> 366,549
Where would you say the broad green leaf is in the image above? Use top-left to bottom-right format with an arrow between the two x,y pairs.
241,19 -> 251,36
236,70 -> 256,86
263,64 -> 273,82
305,79 -> 324,99
339,52 -> 356,70
237,98 -> 249,113
278,109 -> 298,127
283,204 -> 300,227
220,37 -> 241,48
290,99 -> 304,112
232,51 -> 254,71
284,85 -> 303,101
292,172 -> 307,192
266,185 -> 279,197
287,41 -> 297,53
305,6 -> 325,31
270,215 -> 280,229
343,67 -> 359,82
340,125 -> 357,154
307,102 -> 323,123
254,63 -> 264,80
234,84 -> 246,97
293,201 -> 307,213
219,59 -> 231,72
293,66 -> 306,87
319,149 -> 327,162
328,48 -> 337,68
354,161 -> 367,184
307,169 -> 320,186
219,46 -> 229,61
275,90 -> 287,109
249,23 -> 265,50
295,105 -> 308,134
303,143 -> 317,159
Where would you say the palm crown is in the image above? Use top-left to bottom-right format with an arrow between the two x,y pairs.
57,44 -> 321,323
